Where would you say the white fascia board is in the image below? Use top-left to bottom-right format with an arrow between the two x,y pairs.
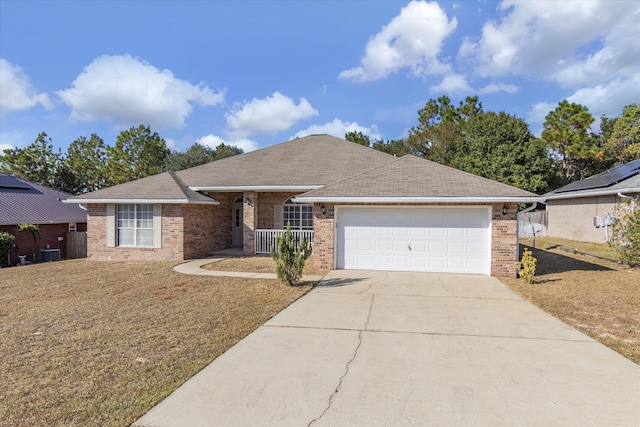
188,185 -> 323,192
62,198 -> 220,205
292,196 -> 543,204
545,187 -> 640,201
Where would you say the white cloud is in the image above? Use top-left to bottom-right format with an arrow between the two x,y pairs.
225,92 -> 318,138
293,119 -> 383,142
458,0 -> 639,87
339,0 -> 457,82
0,143 -> 14,153
478,82 -> 519,95
196,134 -> 258,153
56,54 -> 224,129
429,73 -> 473,95
567,75 -> 640,119
0,58 -> 52,115
164,138 -> 177,150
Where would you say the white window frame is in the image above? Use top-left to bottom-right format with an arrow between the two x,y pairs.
283,198 -> 314,230
117,204 -> 155,247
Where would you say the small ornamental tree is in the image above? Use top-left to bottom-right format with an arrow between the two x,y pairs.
517,248 -> 537,284
270,224 -> 312,286
0,232 -> 16,267
609,197 -> 640,267
17,223 -> 42,261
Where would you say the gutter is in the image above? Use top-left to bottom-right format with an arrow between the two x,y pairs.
62,198 -> 220,205
292,196 -> 543,204
545,187 -> 639,201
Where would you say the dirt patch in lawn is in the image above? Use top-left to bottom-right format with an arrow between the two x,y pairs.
0,259 -> 310,427
202,256 -> 330,277
503,245 -> 639,364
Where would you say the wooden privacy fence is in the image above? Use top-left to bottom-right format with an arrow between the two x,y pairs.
67,231 -> 87,259
518,211 -> 548,238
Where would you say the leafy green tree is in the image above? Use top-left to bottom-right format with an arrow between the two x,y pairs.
0,132 -> 61,187
62,134 -> 108,193
0,232 -> 16,267
541,100 -> 598,182
372,138 -> 410,156
606,104 -> 640,163
454,112 -> 559,194
406,95 -> 482,162
164,142 -> 243,172
105,125 -> 169,185
345,131 -> 372,147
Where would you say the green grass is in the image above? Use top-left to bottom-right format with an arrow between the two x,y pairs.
520,236 -> 618,260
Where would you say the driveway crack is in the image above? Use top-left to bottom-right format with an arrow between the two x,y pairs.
308,294 -> 375,426
359,272 -> 388,294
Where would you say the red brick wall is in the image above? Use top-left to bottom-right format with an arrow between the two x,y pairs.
87,204 -> 184,261
311,202 -> 518,278
183,194 -> 235,259
257,192 -> 297,229
0,223 -> 78,265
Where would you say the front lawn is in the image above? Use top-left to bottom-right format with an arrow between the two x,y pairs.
0,260 -> 310,427
503,245 -> 639,364
202,256 -> 330,276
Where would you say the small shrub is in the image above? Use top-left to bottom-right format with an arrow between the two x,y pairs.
517,248 -> 537,283
270,224 -> 312,286
609,197 -> 640,267
0,232 -> 16,267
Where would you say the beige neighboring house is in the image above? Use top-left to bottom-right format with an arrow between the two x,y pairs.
544,159 -> 640,243
64,135 -> 539,277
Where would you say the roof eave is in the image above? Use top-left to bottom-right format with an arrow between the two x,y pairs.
62,198 -> 220,205
292,196 -> 543,203
545,187 -> 640,201
189,185 -> 324,192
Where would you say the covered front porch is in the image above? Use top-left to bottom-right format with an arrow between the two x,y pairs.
254,229 -> 314,254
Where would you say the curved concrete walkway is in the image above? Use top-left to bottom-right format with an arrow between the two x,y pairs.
173,257 -> 325,282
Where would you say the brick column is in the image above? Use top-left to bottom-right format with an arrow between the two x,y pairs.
491,203 -> 518,278
242,192 -> 258,255
312,203 -> 335,270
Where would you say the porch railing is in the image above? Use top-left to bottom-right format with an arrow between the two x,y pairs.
255,229 -> 314,254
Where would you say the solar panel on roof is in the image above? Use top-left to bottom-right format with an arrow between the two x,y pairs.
554,159 -> 640,193
0,174 -> 32,189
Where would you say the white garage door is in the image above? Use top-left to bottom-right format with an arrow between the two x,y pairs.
336,206 -> 491,275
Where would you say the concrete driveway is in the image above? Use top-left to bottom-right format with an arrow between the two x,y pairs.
134,271 -> 640,427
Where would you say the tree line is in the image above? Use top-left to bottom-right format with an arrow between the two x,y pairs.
1,99 -> 637,196
347,99 -> 639,194
0,125 -> 242,194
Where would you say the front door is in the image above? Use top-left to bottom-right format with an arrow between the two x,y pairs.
232,200 -> 243,247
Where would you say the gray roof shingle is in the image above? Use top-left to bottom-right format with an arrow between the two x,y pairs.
0,174 -> 88,225
295,155 -> 537,200
67,135 -> 539,203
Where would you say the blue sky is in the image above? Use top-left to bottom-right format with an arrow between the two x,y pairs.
1,0 -> 639,154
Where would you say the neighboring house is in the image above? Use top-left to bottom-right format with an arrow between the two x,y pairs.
544,159 -> 640,243
0,174 -> 88,265
65,135 -> 539,277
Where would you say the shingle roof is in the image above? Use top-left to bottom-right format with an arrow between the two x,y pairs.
0,174 -> 88,225
175,134 -> 395,187
295,155 -> 538,201
67,171 -> 219,204
66,134 -> 539,203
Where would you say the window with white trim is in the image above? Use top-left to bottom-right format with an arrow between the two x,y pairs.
117,204 -> 154,247
283,198 -> 313,230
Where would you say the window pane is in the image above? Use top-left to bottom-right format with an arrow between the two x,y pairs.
136,229 -> 153,247
118,229 -> 134,246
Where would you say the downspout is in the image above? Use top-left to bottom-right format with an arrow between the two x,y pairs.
618,192 -> 636,213
516,202 -> 538,262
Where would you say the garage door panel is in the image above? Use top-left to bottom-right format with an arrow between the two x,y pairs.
337,207 -> 490,275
